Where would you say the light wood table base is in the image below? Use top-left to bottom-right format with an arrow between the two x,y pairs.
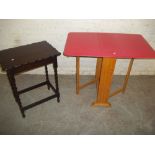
93,58 -> 116,106
76,57 -> 97,94
76,57 -> 134,107
109,58 -> 134,98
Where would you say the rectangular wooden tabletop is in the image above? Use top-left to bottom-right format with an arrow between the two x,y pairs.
64,32 -> 155,58
0,41 -> 61,71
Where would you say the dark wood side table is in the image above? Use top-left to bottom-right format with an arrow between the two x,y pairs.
0,41 -> 61,118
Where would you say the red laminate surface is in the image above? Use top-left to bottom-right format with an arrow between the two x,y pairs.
64,32 -> 155,58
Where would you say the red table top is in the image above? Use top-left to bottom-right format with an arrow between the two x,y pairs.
64,32 -> 155,59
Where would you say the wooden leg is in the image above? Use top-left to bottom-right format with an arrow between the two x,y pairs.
45,65 -> 50,90
53,58 -> 60,102
7,71 -> 25,118
122,59 -> 134,93
95,58 -> 102,91
76,57 -> 80,94
109,59 -> 134,98
76,57 -> 102,94
92,58 -> 116,107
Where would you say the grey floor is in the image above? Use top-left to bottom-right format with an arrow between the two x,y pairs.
0,74 -> 155,135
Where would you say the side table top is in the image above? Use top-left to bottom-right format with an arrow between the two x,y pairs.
0,41 -> 61,71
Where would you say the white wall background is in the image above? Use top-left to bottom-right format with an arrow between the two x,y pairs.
0,19 -> 155,75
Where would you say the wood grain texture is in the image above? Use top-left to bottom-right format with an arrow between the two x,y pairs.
95,58 -> 102,92
93,58 -> 116,107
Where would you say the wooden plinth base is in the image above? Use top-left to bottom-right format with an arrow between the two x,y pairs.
92,101 -> 111,107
